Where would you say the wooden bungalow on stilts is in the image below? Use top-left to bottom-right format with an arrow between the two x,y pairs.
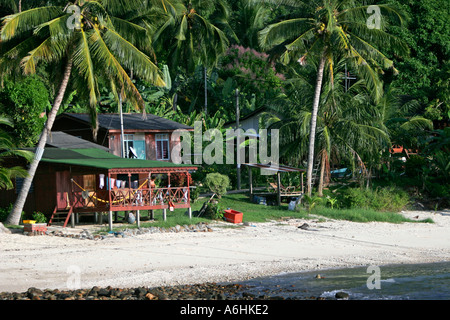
25,148 -> 196,231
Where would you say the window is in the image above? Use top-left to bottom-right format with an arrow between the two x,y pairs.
123,134 -> 146,159
83,175 -> 96,191
156,134 -> 170,160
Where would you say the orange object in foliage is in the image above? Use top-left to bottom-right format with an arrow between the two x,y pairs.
224,209 -> 243,224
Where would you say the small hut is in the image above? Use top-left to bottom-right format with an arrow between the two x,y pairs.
5,148 -> 197,230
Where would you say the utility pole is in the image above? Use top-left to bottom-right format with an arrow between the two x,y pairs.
236,88 -> 241,190
119,94 -> 125,158
204,66 -> 208,114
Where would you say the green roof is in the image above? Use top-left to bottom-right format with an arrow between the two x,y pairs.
40,148 -> 196,170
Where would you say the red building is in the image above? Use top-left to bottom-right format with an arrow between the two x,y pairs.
52,113 -> 194,161
1,148 -> 197,230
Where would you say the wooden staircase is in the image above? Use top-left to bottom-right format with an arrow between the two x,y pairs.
311,158 -> 321,186
48,206 -> 73,228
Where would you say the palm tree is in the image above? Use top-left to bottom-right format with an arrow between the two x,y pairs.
153,0 -> 229,74
227,0 -> 272,50
0,116 -> 33,190
258,0 -> 408,195
0,0 -> 166,225
266,59 -> 390,195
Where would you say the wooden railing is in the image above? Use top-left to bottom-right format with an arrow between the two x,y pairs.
72,187 -> 190,211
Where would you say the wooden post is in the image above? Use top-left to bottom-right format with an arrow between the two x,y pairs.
108,211 -> 113,231
108,172 -> 112,214
236,88 -> 241,190
301,172 -> 304,194
163,208 -> 167,221
248,166 -> 253,195
136,210 -> 140,228
70,211 -> 75,228
188,207 -> 192,219
150,210 -> 154,220
277,171 -> 281,206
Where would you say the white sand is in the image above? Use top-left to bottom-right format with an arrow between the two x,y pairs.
0,210 -> 449,293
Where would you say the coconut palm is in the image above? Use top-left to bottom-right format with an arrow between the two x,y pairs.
266,60 -> 390,195
153,0 -> 229,74
257,0 -> 408,195
227,0 -> 272,49
0,0 -> 166,225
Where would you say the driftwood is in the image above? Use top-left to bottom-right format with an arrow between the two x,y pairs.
197,193 -> 216,217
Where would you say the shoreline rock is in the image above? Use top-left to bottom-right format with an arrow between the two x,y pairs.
0,283 -> 326,301
22,222 -> 213,240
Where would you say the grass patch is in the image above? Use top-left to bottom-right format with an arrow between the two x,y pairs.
313,207 -> 434,223
212,194 -> 310,222
107,191 -> 433,232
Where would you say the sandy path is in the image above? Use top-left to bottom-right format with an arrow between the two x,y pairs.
0,210 -> 449,293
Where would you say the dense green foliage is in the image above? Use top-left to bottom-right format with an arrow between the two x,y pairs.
0,116 -> 33,190
0,0 -> 448,214
204,172 -> 231,198
0,76 -> 50,147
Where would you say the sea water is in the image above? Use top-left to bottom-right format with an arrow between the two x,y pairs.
238,261 -> 450,300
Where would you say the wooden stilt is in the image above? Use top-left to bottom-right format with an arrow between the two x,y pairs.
163,209 -> 167,221
70,210 -> 75,228
277,171 -> 281,206
248,166 -> 253,195
136,210 -> 140,228
188,207 -> 192,219
108,211 -> 113,231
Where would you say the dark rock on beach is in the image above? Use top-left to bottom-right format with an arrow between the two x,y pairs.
0,282 -> 325,300
335,291 -> 349,300
42,222 -> 214,241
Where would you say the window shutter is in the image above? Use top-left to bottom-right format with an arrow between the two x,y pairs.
163,140 -> 169,160
156,140 -> 162,160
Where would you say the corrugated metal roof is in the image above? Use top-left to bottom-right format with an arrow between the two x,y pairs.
59,113 -> 193,131
40,148 -> 196,170
242,163 -> 305,172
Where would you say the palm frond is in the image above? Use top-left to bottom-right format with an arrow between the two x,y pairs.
73,28 -> 98,107
101,28 -> 164,87
0,6 -> 64,41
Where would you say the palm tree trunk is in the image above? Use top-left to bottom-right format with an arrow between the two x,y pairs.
5,58 -> 73,225
306,54 -> 326,196
318,151 -> 325,197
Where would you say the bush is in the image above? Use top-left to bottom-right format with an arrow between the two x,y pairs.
341,187 -> 410,212
0,204 -> 12,222
405,155 -> 426,177
32,211 -> 47,224
204,173 -> 230,198
203,202 -> 224,220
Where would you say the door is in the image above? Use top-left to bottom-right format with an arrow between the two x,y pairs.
55,171 -> 71,210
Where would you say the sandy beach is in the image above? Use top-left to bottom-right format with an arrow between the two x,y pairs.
0,210 -> 449,293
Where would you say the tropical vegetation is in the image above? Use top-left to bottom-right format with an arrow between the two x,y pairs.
0,0 -> 448,225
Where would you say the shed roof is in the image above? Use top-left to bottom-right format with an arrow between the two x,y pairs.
58,113 -> 193,131
40,148 -> 196,171
242,163 -> 305,173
